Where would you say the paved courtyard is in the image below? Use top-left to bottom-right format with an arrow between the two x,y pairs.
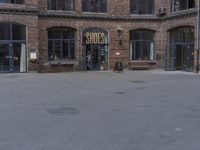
0,71 -> 200,150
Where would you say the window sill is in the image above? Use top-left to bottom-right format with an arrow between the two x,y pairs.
49,60 -> 77,65
129,14 -> 157,19
129,60 -> 156,64
82,11 -> 108,15
47,10 -> 75,14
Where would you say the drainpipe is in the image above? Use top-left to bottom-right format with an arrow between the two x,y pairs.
197,0 -> 200,73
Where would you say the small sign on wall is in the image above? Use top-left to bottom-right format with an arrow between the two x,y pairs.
30,52 -> 37,60
116,52 -> 120,56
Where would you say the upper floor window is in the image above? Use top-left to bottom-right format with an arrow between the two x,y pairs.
171,0 -> 195,12
82,0 -> 107,13
0,0 -> 24,4
48,0 -> 74,11
130,0 -> 155,14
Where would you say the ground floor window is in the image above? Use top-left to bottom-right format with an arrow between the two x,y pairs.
130,30 -> 155,61
0,23 -> 26,73
0,0 -> 24,4
48,27 -> 75,62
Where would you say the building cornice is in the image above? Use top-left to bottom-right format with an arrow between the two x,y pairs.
0,7 -> 197,21
0,7 -> 38,15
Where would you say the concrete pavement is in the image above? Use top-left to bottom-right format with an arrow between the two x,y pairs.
0,71 -> 200,150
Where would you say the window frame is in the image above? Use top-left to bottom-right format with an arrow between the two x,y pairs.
0,0 -> 25,4
48,27 -> 76,61
170,0 -> 195,13
82,0 -> 107,13
47,0 -> 75,12
130,0 -> 155,15
130,30 -> 155,61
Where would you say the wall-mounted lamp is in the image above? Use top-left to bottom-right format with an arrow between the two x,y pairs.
117,27 -> 123,45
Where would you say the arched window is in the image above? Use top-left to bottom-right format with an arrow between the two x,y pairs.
82,0 -> 107,13
48,27 -> 75,61
48,0 -> 74,11
0,0 -> 24,4
0,23 -> 26,72
169,27 -> 194,43
167,27 -> 194,71
171,0 -> 195,12
130,30 -> 155,61
130,0 -> 155,14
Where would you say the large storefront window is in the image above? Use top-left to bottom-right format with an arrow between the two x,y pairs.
130,30 -> 154,61
171,0 -> 195,12
0,23 -> 26,72
0,0 -> 24,4
166,27 -> 194,71
48,27 -> 75,62
82,0 -> 107,13
48,0 -> 74,11
130,0 -> 155,14
82,28 -> 109,70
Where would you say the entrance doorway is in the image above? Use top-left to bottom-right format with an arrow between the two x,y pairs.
82,28 -> 109,71
86,45 -> 108,70
166,44 -> 194,71
0,23 -> 26,73
175,44 -> 194,70
166,26 -> 194,71
0,43 -> 26,73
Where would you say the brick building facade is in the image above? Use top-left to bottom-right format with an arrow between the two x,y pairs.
0,0 -> 199,73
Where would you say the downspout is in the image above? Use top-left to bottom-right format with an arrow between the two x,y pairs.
197,0 -> 200,73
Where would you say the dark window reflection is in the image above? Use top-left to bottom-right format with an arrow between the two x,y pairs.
48,0 -> 74,11
130,0 -> 155,14
82,0 -> 107,13
48,27 -> 75,61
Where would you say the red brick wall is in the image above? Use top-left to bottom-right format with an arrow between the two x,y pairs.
0,0 -> 200,72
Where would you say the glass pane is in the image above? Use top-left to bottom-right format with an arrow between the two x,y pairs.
166,46 -> 175,70
130,30 -> 154,40
62,40 -> 69,60
0,44 -> 10,72
65,0 -> 74,11
54,41 -> 62,60
83,0 -> 107,12
48,41 -> 54,60
131,0 -> 154,14
134,42 -> 142,60
70,40 -> 75,59
0,0 -> 10,3
190,44 -> 194,70
143,41 -> 149,60
11,0 -> 24,4
48,0 -> 74,11
182,45 -> 188,70
13,43 -> 26,72
12,24 -> 26,40
48,29 -> 62,39
0,23 -> 10,40
62,30 -> 74,39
